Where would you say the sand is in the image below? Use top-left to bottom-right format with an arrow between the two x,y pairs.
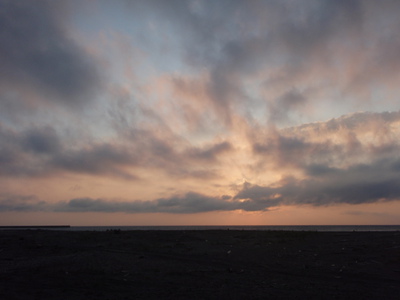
0,229 -> 399,299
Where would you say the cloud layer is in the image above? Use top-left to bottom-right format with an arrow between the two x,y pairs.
0,0 -> 100,106
1,1 -> 400,220
1,110 -> 400,213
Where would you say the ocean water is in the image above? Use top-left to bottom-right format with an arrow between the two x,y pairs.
68,225 -> 400,232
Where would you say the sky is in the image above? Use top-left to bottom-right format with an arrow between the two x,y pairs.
1,0 -> 400,226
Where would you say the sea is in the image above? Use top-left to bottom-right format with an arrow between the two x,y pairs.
1,225 -> 400,231
67,225 -> 400,232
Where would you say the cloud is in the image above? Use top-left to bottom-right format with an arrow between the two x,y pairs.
0,187 -> 284,214
0,194 -> 46,212
235,167 -> 400,208
2,1 -> 400,219
268,89 -> 307,123
61,192 -> 235,214
3,109 -> 400,210
0,0 -> 100,106
235,156 -> 400,207
0,123 -> 138,178
2,169 -> 399,213
185,141 -> 232,162
250,111 -> 400,171
2,155 -> 400,214
0,192 -> 237,214
21,127 -> 61,154
233,110 -> 400,207
51,143 -> 139,180
0,121 -> 232,180
3,0 -> 399,123
129,0 -> 400,124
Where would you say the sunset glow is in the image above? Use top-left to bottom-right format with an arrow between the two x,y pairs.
1,0 -> 400,225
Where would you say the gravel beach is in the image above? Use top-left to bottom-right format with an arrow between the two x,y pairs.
1,230 -> 399,299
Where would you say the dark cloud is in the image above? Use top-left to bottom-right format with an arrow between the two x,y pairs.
0,124 -> 138,178
185,141 -> 232,162
251,111 -> 400,171
269,89 -> 307,123
0,189 -> 278,214
235,158 -> 400,207
252,130 -> 322,169
123,128 -> 232,178
22,127 -> 61,154
51,143 -> 138,180
304,164 -> 341,177
0,0 -> 100,106
0,124 -> 36,176
0,194 -> 45,212
2,156 -> 400,213
236,110 -> 400,207
6,192 -> 237,214
154,192 -> 234,213
0,122 -> 232,180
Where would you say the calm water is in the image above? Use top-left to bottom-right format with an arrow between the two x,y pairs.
68,225 -> 400,232
2,225 -> 399,231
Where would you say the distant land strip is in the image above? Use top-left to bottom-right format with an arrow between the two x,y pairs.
0,225 -> 70,229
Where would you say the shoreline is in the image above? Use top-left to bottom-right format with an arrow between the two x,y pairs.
2,224 -> 399,232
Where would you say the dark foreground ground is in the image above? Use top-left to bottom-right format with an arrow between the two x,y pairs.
0,230 -> 399,299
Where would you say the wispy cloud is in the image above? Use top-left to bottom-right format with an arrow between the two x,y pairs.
1,1 -> 400,223
1,111 -> 400,214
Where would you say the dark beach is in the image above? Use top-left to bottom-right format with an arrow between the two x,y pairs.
1,230 -> 399,299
